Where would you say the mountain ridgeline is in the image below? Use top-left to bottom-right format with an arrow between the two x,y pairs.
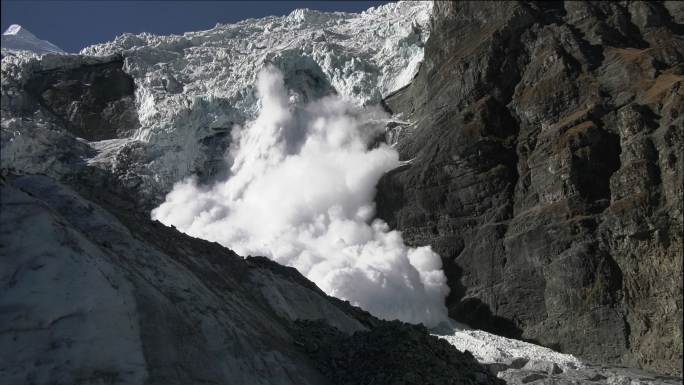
377,1 -> 683,375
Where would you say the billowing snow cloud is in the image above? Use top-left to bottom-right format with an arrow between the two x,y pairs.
152,67 -> 449,327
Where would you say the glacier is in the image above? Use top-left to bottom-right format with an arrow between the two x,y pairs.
2,1 -> 432,205
81,1 -> 433,203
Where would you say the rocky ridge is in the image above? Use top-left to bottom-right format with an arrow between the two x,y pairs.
0,170 -> 502,385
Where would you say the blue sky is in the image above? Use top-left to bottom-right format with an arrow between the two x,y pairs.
1,1 -> 392,53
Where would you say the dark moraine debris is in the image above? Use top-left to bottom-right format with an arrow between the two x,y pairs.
293,319 -> 505,385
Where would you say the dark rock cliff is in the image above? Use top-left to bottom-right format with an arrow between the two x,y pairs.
377,0 -> 683,375
24,56 -> 140,141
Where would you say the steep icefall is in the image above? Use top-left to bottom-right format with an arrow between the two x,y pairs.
2,1 -> 433,204
81,1 -> 431,122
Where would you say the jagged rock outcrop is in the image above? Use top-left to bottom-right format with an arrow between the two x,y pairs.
377,0 -> 683,375
23,56 -> 139,141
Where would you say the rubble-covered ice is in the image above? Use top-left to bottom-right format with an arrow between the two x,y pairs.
436,326 -> 584,372
435,326 -> 682,385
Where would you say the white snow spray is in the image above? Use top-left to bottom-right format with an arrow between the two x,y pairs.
152,67 -> 449,327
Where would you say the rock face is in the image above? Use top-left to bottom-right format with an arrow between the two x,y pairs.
24,56 -> 139,141
0,172 -> 501,385
377,0 -> 683,375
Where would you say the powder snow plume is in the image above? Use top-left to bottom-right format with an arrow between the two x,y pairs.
152,67 -> 449,327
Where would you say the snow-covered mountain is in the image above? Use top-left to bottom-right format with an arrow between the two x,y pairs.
1,24 -> 65,55
1,1 -> 682,384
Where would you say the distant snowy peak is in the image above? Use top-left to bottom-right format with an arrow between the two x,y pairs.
2,24 -> 66,55
3,24 -> 29,36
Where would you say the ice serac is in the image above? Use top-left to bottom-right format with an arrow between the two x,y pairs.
1,24 -> 66,55
376,0 -> 683,376
80,1 -> 431,206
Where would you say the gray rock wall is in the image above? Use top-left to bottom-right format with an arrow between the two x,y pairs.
377,0 -> 683,375
24,56 -> 139,141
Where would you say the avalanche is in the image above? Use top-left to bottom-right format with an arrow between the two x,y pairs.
2,1 -> 442,324
76,1 -> 432,204
152,66 -> 450,327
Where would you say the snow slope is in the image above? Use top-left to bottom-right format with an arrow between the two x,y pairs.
1,24 -> 65,55
0,173 -> 369,385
